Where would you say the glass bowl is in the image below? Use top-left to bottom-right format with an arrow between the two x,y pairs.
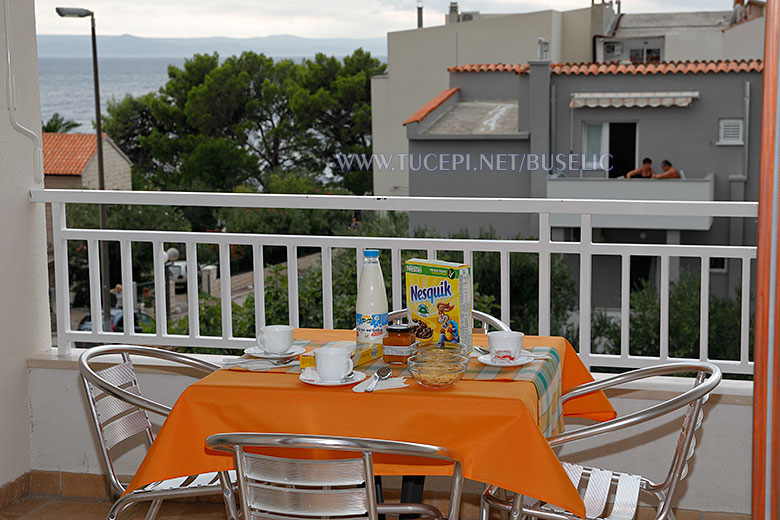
407,351 -> 468,389
413,340 -> 471,357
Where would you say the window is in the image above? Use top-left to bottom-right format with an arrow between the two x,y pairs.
585,124 -> 603,157
710,257 -> 728,273
645,48 -> 661,63
629,47 -> 662,64
582,122 -> 637,177
717,119 -> 744,145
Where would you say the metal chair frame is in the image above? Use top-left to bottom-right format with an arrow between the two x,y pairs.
79,345 -> 236,520
206,432 -> 465,520
388,308 -> 511,333
481,362 -> 722,520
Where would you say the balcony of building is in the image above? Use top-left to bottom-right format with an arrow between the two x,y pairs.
1,0 -> 776,518
5,189 -> 754,520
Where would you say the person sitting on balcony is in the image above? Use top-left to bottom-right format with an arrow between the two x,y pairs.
625,157 -> 655,179
654,160 -> 681,179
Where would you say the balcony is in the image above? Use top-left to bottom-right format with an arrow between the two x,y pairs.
546,174 -> 716,230
8,189 -> 754,518
0,2 -> 770,516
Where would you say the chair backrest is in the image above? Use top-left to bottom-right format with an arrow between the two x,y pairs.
207,433 -> 464,520
79,345 -> 219,495
549,362 -> 721,520
388,308 -> 510,333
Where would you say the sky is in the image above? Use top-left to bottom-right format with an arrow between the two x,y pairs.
36,0 -> 737,40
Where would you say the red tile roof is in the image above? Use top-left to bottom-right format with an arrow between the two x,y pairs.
448,59 -> 763,76
403,87 -> 460,125
552,59 -> 763,75
42,133 -> 99,176
447,63 -> 530,74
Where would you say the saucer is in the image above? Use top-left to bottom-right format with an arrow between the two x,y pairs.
477,353 -> 534,368
244,345 -> 305,360
299,370 -> 367,387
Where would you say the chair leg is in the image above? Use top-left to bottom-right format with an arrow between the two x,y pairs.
219,471 -> 239,520
510,494 -> 524,520
480,484 -> 490,520
144,499 -> 163,520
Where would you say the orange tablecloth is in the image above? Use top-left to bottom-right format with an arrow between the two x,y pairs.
127,330 -> 615,518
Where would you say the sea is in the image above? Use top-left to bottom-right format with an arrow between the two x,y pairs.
39,57 -> 185,131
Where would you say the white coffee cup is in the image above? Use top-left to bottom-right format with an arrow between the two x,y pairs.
258,325 -> 294,354
488,331 -> 524,362
314,347 -> 354,382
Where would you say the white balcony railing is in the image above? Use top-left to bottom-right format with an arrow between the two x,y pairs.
31,189 -> 758,374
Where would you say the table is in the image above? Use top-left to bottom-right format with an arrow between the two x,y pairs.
127,330 -> 615,518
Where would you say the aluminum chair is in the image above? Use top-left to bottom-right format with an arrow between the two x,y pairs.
481,362 -> 721,520
389,308 -> 511,333
79,345 -> 237,520
206,432 -> 465,520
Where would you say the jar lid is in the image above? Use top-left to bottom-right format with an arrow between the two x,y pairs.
387,323 -> 412,333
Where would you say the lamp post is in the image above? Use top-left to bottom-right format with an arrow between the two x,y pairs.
56,7 -> 111,333
163,247 -> 180,317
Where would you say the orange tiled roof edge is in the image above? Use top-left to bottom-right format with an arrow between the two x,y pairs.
552,59 -> 763,75
448,59 -> 762,76
403,87 -> 460,125
447,63 -> 530,74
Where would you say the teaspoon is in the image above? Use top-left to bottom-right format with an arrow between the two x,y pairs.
365,366 -> 392,392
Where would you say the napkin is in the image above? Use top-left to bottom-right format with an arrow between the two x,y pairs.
221,358 -> 298,371
352,376 -> 408,393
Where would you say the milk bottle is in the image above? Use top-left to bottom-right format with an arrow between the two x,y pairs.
356,249 -> 388,348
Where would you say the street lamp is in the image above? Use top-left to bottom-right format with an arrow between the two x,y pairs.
56,7 -> 111,333
163,247 -> 180,317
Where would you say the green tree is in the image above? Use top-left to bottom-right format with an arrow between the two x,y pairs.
102,93 -> 157,176
103,49 -> 385,203
42,113 -> 79,133
296,49 -> 386,194
66,203 -> 191,306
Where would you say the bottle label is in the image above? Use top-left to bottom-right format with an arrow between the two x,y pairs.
356,312 -> 388,344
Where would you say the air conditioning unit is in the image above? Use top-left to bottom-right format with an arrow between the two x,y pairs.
460,11 -> 480,22
604,42 -> 623,57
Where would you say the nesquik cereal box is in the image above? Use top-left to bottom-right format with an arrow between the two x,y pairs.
405,259 -> 472,347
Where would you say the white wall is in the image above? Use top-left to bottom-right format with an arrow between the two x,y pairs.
80,140 -> 132,190
0,0 -> 51,487
722,16 -> 765,60
27,356 -> 752,514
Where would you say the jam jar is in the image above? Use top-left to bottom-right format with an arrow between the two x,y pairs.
382,323 -> 415,364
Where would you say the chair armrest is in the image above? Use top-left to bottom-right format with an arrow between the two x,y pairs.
549,362 -> 721,447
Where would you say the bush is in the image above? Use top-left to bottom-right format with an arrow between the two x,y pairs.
592,269 -> 750,360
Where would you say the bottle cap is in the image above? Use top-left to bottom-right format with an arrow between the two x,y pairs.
363,249 -> 380,258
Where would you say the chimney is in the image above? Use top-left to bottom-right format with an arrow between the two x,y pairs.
417,0 -> 423,28
537,37 -> 550,60
730,0 -> 746,25
448,2 -> 459,24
